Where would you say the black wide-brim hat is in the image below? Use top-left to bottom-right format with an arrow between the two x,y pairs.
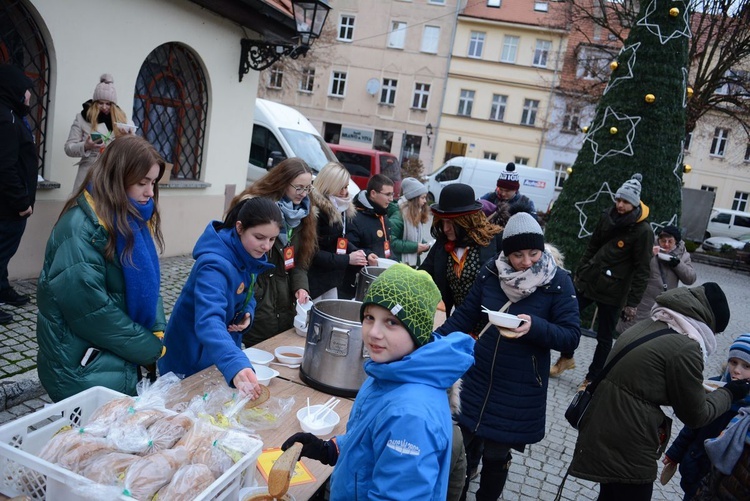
431,183 -> 483,217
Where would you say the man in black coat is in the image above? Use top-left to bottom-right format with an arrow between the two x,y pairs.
0,65 -> 37,324
339,174 -> 394,299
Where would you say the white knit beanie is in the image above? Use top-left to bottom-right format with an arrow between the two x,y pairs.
502,212 -> 545,255
93,74 -> 117,103
615,173 -> 643,206
401,177 -> 427,200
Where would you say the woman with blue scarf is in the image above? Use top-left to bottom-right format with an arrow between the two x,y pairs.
229,158 -> 317,347
159,198 -> 282,396
37,136 -> 166,402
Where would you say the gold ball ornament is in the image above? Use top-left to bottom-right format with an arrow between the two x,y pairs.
582,126 -> 589,133
669,7 -> 679,17
645,94 -> 656,103
610,127 -> 618,135
566,167 -> 573,175
610,61 -> 618,71
683,164 -> 692,173
687,87 -> 694,98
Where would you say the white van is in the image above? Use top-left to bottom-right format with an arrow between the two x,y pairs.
705,208 -> 750,239
426,157 -> 557,214
248,99 -> 339,183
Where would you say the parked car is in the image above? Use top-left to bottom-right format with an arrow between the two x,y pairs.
704,208 -> 750,239
701,233 -> 750,252
328,144 -> 402,195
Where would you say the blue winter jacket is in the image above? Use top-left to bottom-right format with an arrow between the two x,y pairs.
437,258 -> 580,445
158,222 -> 274,385
330,332 -> 475,500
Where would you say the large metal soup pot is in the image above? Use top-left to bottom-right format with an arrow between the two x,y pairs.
354,266 -> 387,301
300,299 -> 368,398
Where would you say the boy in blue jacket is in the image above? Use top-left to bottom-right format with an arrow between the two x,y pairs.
282,264 -> 475,500
662,333 -> 750,499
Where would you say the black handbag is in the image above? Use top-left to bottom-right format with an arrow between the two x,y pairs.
564,328 -> 673,429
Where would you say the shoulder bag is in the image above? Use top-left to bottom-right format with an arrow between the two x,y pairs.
564,327 -> 673,429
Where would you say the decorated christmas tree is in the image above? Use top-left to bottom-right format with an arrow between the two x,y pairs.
546,0 -> 691,269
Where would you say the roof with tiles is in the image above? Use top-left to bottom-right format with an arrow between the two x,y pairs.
460,0 -> 569,30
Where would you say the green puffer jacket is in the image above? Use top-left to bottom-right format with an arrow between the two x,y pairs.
242,231 -> 309,347
36,192 -> 165,402
574,202 -> 654,308
569,286 -> 732,485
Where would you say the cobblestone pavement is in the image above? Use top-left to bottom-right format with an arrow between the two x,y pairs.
0,256 -> 747,500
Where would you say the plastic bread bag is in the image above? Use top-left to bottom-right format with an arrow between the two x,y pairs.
80,451 -> 140,485
39,427 -> 104,464
214,428 -> 263,464
235,394 -> 295,432
145,412 -> 194,453
57,437 -> 115,473
136,371 -> 184,409
179,419 -> 235,478
155,463 -> 216,501
122,446 -> 189,500
107,407 -> 173,454
85,396 -> 138,434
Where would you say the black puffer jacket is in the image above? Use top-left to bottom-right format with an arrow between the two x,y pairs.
0,65 -> 36,221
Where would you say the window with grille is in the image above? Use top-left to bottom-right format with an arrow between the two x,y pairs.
562,105 -> 581,132
515,157 -> 529,165
533,40 -> 552,67
701,185 -> 716,192
458,90 -> 474,116
733,192 -> 749,212
133,43 -> 208,181
521,99 -> 539,126
490,94 -> 507,121
501,36 -> 519,63
300,68 -> 315,92
413,83 -> 430,109
554,162 -> 569,189
709,127 -> 729,157
468,32 -> 485,58
330,71 -> 347,97
380,78 -> 397,105
268,67 -> 283,89
1,0 -> 51,177
338,15 -> 355,41
484,152 -> 498,160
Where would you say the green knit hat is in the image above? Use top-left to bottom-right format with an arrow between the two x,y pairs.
360,264 -> 441,347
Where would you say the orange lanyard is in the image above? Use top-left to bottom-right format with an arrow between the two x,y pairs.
378,216 -> 388,240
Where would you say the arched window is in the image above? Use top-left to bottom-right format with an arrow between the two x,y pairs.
0,0 -> 51,177
133,43 -> 208,180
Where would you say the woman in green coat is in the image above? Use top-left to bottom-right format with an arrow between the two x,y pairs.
37,136 -> 166,402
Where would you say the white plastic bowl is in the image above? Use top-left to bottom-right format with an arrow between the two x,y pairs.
253,365 -> 279,386
293,315 -> 308,337
486,311 -> 525,328
296,404 -> 340,436
377,258 -> 399,268
275,346 -> 304,365
115,122 -> 138,132
243,347 -> 274,366
703,380 -> 726,392
657,252 -> 673,261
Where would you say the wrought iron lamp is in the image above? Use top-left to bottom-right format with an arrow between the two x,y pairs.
239,0 -> 331,80
425,123 -> 434,146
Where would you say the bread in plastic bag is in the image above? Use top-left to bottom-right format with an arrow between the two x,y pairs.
155,463 -> 215,501
123,446 -> 189,500
145,412 -> 194,453
57,437 -> 114,473
80,451 -> 140,485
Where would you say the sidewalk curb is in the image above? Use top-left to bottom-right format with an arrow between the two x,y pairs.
0,369 -> 44,411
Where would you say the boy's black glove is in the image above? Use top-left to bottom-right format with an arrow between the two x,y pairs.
282,432 -> 339,466
668,256 -> 680,268
722,379 -> 750,401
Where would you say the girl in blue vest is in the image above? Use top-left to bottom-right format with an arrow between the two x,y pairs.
159,197 -> 282,397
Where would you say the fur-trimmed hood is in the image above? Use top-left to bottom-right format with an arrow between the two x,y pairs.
310,188 -> 355,226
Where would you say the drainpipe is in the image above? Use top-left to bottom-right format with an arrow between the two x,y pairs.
431,0 -> 463,174
536,33 -> 565,168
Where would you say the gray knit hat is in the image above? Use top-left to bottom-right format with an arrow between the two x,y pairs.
502,212 -> 545,255
615,173 -> 643,206
728,334 -> 750,365
401,177 -> 427,200
93,73 -> 117,103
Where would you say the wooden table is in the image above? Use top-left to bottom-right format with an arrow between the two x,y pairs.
175,328 -> 354,501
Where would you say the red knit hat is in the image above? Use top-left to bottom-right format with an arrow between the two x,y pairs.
496,163 -> 520,191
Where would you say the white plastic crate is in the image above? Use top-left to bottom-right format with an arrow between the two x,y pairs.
0,386 -> 262,500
